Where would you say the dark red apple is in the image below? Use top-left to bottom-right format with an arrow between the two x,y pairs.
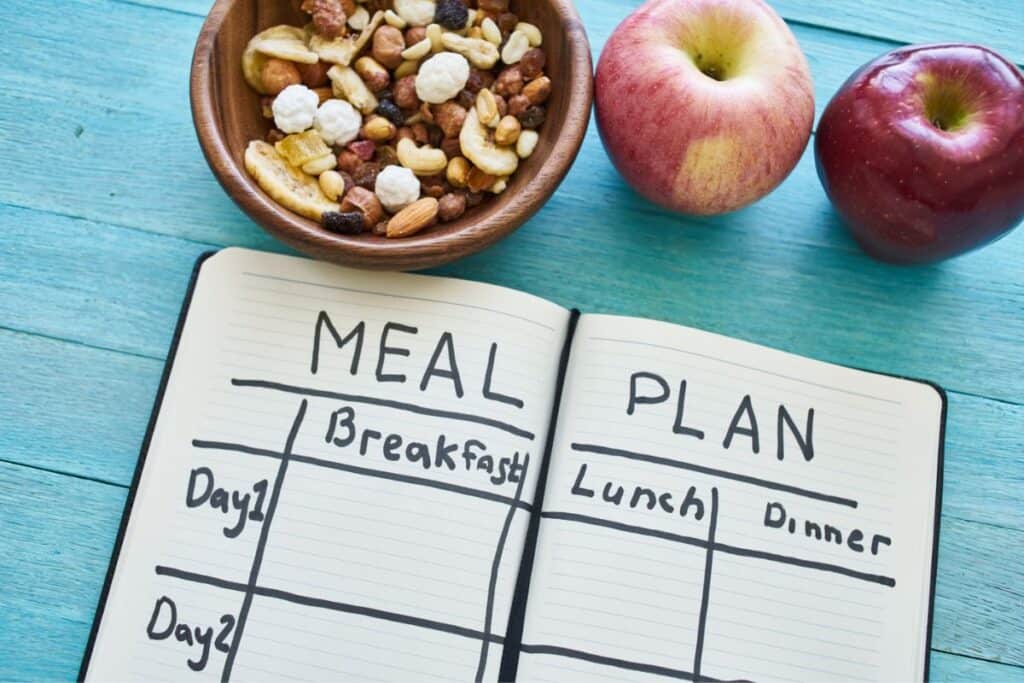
816,44 -> 1024,263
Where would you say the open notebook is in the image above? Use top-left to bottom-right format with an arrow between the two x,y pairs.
81,248 -> 945,683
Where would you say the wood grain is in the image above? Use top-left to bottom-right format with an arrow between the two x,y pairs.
0,0 -> 1022,677
190,0 -> 593,269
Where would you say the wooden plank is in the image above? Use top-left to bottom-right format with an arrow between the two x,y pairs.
774,0 -> 1024,67
930,651 -> 1024,682
0,464 -> 126,681
117,0 -> 1024,69
0,461 -> 1019,677
5,163 -> 1023,407
0,330 -> 161,486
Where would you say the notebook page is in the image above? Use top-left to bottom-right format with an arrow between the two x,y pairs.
84,248 -> 570,682
517,314 -> 943,683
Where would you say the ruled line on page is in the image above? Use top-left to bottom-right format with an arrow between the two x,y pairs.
242,272 -> 557,331
588,336 -> 901,405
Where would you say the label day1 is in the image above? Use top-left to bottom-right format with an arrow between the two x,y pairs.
186,467 -> 268,538
146,595 -> 235,672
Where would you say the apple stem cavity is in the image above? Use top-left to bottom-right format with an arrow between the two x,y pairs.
923,80 -> 972,132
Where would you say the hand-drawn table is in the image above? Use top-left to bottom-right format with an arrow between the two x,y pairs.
0,0 -> 1021,679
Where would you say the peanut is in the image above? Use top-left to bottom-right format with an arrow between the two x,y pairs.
481,17 -> 502,45
446,156 -> 471,188
467,166 -> 497,192
438,192 -> 467,222
393,75 -> 421,109
522,75 -> 551,105
387,197 -> 439,237
261,58 -> 301,95
401,38 -> 432,61
362,115 -> 397,141
475,88 -> 499,127
494,115 -> 521,145
318,169 -> 347,201
354,56 -> 391,92
394,60 -> 420,79
427,23 -> 445,52
516,129 -> 539,158
384,9 -> 407,28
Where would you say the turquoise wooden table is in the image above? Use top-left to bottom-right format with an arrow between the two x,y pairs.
1,0 -> 1022,679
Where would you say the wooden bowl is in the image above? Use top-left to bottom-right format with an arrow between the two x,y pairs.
191,0 -> 592,270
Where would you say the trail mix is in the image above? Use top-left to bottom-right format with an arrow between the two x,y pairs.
242,0 -> 550,238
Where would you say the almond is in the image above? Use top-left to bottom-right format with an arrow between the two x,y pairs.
387,197 -> 439,237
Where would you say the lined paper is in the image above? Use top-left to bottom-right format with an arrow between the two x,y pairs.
517,314 -> 943,683
84,248 -> 570,682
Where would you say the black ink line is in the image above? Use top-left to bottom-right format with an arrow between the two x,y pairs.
232,378 -> 535,440
518,644 -> 707,681
589,336 -> 901,405
155,565 -> 504,644
693,487 -> 719,681
476,458 -> 527,682
241,271 -> 556,331
570,443 -> 858,508
221,399 -> 307,682
191,440 -> 533,512
541,510 -> 895,587
712,542 -> 896,587
540,511 -> 707,550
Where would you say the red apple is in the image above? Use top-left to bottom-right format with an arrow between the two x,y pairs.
594,0 -> 814,215
816,44 -> 1024,264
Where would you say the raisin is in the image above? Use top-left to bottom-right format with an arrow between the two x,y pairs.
322,211 -> 365,234
465,191 -> 485,207
518,105 -> 546,129
496,12 -> 518,36
428,124 -> 444,148
456,89 -> 476,109
376,99 -> 405,126
376,144 -> 400,167
434,0 -> 468,30
353,162 -> 381,189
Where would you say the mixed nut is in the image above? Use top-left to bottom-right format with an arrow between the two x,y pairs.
241,0 -> 550,238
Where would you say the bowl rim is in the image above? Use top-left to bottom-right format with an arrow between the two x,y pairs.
189,0 -> 593,270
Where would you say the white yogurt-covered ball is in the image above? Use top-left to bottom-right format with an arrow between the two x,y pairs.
271,84 -> 320,133
375,165 -> 421,213
314,99 -> 362,145
415,52 -> 470,104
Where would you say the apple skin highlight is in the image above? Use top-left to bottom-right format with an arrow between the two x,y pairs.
594,0 -> 814,215
816,44 -> 1024,264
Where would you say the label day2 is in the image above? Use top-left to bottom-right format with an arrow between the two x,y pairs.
186,467 -> 268,538
146,595 -> 235,672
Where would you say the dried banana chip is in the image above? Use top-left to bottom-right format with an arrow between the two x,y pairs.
242,25 -> 314,93
255,38 -> 319,64
310,10 -> 384,65
244,140 -> 340,221
275,130 -> 332,167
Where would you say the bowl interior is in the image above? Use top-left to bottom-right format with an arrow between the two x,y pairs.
194,0 -> 592,269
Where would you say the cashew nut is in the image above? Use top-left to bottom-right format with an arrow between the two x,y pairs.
401,38 -> 432,61
397,137 -> 449,176
427,23 -> 445,53
515,22 -> 543,47
441,32 -> 500,69
327,64 -> 379,114
501,30 -> 531,65
459,108 -> 519,177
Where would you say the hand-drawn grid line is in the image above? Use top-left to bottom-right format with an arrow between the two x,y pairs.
231,378 -> 535,440
571,442 -> 858,508
241,272 -> 557,332
221,399 -> 308,682
179,386 -> 532,681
